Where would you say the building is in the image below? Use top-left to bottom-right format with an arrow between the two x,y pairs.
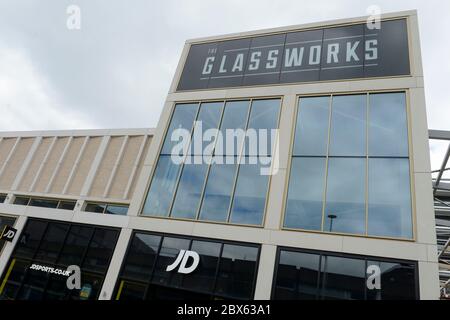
0,10 -> 441,300
429,130 -> 450,299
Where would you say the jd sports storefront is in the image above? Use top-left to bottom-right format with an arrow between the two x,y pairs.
0,219 -> 119,300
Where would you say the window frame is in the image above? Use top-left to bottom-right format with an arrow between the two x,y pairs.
271,246 -> 420,300
140,97 -> 283,228
281,90 -> 415,241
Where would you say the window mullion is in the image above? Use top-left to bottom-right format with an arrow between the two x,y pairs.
321,95 -> 333,232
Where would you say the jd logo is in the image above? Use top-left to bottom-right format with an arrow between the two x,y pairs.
0,226 -> 17,242
166,250 -> 200,274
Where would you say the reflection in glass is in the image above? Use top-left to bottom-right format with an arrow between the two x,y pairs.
142,156 -> 181,217
275,251 -> 320,300
244,99 -> 280,156
284,158 -> 325,230
58,225 -> 93,266
329,95 -> 366,156
369,93 -> 408,157
122,234 -> 161,281
15,220 -> 47,259
151,237 -> 190,288
366,260 -> 416,300
368,158 -> 412,238
325,158 -> 366,235
294,97 -> 330,156
199,161 -> 237,222
83,229 -> 118,273
161,103 -> 198,155
320,255 -> 366,300
189,102 -> 223,156
229,158 -> 269,225
171,161 -> 209,219
215,244 -> 258,299
215,101 -> 250,156
183,241 -> 221,293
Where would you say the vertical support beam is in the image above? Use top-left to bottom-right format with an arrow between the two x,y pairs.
80,136 -> 110,197
45,136 -> 73,193
0,215 -> 27,280
99,228 -> 132,300
103,136 -> 129,198
254,244 -> 277,300
0,137 -> 21,180
123,135 -> 148,200
11,136 -> 42,191
62,136 -> 89,195
29,136 -> 57,192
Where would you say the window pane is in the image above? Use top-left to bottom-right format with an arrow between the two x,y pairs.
116,280 -> 146,300
34,223 -> 69,263
161,103 -> 199,155
215,244 -> 258,299
142,156 -> 181,217
17,269 -> 49,300
274,251 -> 320,300
320,255 -> 366,300
171,162 -> 209,219
284,157 -> 326,231
199,161 -> 237,222
85,203 -> 105,213
369,93 -> 408,157
15,220 -> 47,259
229,158 -> 269,225
329,95 -> 366,156
29,199 -> 58,209
182,241 -> 221,294
151,237 -> 190,288
57,201 -> 76,210
105,205 -> 128,216
0,194 -> 6,203
294,97 -> 330,156
325,158 -> 366,235
82,229 -> 118,273
245,99 -> 280,156
366,260 -> 417,300
189,102 -> 223,156
368,158 -> 412,238
58,225 -> 94,266
215,101 -> 250,156
69,273 -> 102,300
122,233 -> 161,281
13,197 -> 30,205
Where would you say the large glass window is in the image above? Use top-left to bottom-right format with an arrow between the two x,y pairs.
0,219 -> 119,301
284,158 -> 326,231
115,232 -> 260,300
284,92 -> 412,239
273,248 -> 419,300
368,158 -> 412,238
142,99 -> 281,227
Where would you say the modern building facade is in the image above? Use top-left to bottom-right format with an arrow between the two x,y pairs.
0,10 -> 441,300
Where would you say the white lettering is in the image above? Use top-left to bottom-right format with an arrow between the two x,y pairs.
284,47 -> 304,67
232,53 -> 244,72
248,51 -> 261,71
266,50 -> 279,69
346,41 -> 360,62
327,43 -> 339,63
365,39 -> 378,60
202,57 -> 215,75
219,55 -> 227,73
309,46 -> 321,65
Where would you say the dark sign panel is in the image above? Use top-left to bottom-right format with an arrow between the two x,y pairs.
0,225 -> 17,242
177,19 -> 410,91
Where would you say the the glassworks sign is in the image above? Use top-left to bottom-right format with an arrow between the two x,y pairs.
177,19 -> 410,91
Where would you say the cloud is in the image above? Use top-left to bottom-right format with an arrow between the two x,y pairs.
0,44 -> 96,131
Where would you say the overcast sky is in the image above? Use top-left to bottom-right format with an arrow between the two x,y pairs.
0,0 -> 449,173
